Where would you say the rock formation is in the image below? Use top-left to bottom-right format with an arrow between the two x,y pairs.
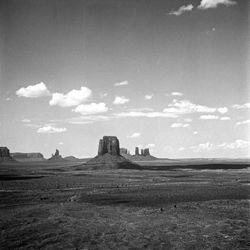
135,147 -> 139,155
0,147 -> 15,162
86,136 -> 140,169
123,146 -> 156,161
98,136 -> 120,156
11,152 -> 45,162
48,149 -> 64,161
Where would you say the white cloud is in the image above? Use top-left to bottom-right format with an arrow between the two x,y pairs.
16,82 -> 50,98
232,103 -> 250,109
164,99 -> 217,115
198,0 -> 237,9
200,115 -> 219,120
190,142 -> 214,152
218,140 -> 250,149
37,125 -> 66,134
171,123 -> 190,128
236,119 -> 250,126
193,131 -> 198,135
67,115 -> 109,124
178,147 -> 185,151
73,102 -> 108,115
220,116 -> 231,120
146,143 -> 155,148
114,80 -> 128,86
171,92 -> 183,96
144,94 -> 153,100
113,96 -> 130,105
169,4 -> 194,16
128,132 -> 141,138
190,139 -> 250,152
217,107 -> 228,114
49,86 -> 92,107
115,111 -> 177,118
22,119 -> 31,123
99,92 -> 108,98
59,142 -> 64,145
128,107 -> 154,112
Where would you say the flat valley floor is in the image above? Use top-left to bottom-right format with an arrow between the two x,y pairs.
0,161 -> 249,249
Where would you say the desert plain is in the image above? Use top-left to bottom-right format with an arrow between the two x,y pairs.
0,159 -> 249,250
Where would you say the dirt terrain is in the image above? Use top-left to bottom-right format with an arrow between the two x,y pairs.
0,161 -> 249,249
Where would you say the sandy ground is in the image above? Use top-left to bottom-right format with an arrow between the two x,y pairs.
0,161 -> 249,249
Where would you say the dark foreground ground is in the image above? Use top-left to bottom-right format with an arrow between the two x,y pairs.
0,161 -> 249,249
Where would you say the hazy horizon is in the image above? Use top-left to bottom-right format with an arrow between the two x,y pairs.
0,0 -> 249,158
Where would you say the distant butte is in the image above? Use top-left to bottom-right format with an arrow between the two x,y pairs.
86,136 -> 140,169
0,146 -> 15,162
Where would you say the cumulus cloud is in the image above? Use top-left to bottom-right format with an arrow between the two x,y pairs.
22,119 -> 31,123
144,94 -> 153,100
171,92 -> 183,96
113,96 -> 130,105
73,102 -> 108,115
171,123 -> 190,128
37,125 -> 66,134
146,143 -> 155,148
128,132 -> 141,138
232,103 -> 250,109
220,116 -> 231,120
114,80 -> 128,86
169,4 -> 194,16
236,119 -> 250,126
200,115 -> 219,120
49,87 -> 92,107
198,0 -> 237,9
193,131 -> 198,135
217,107 -> 228,114
115,111 -> 177,118
16,82 -> 50,98
163,99 -> 217,115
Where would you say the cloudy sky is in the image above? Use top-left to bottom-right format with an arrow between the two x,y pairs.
0,0 -> 249,158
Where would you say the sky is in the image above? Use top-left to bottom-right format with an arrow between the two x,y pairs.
0,0 -> 249,158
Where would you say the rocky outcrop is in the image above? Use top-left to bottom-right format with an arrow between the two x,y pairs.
48,149 -> 64,161
120,148 -> 131,155
98,136 -> 120,156
86,136 -> 140,169
11,152 -> 45,162
135,147 -> 139,155
0,147 -> 15,162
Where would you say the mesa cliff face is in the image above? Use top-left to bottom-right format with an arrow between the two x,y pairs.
11,152 -> 45,162
0,147 -> 15,162
86,136 -> 140,169
98,136 -> 120,156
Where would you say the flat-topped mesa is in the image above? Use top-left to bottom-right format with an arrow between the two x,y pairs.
98,136 -> 120,156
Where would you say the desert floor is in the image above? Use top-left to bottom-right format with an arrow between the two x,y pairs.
0,161 -> 249,249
